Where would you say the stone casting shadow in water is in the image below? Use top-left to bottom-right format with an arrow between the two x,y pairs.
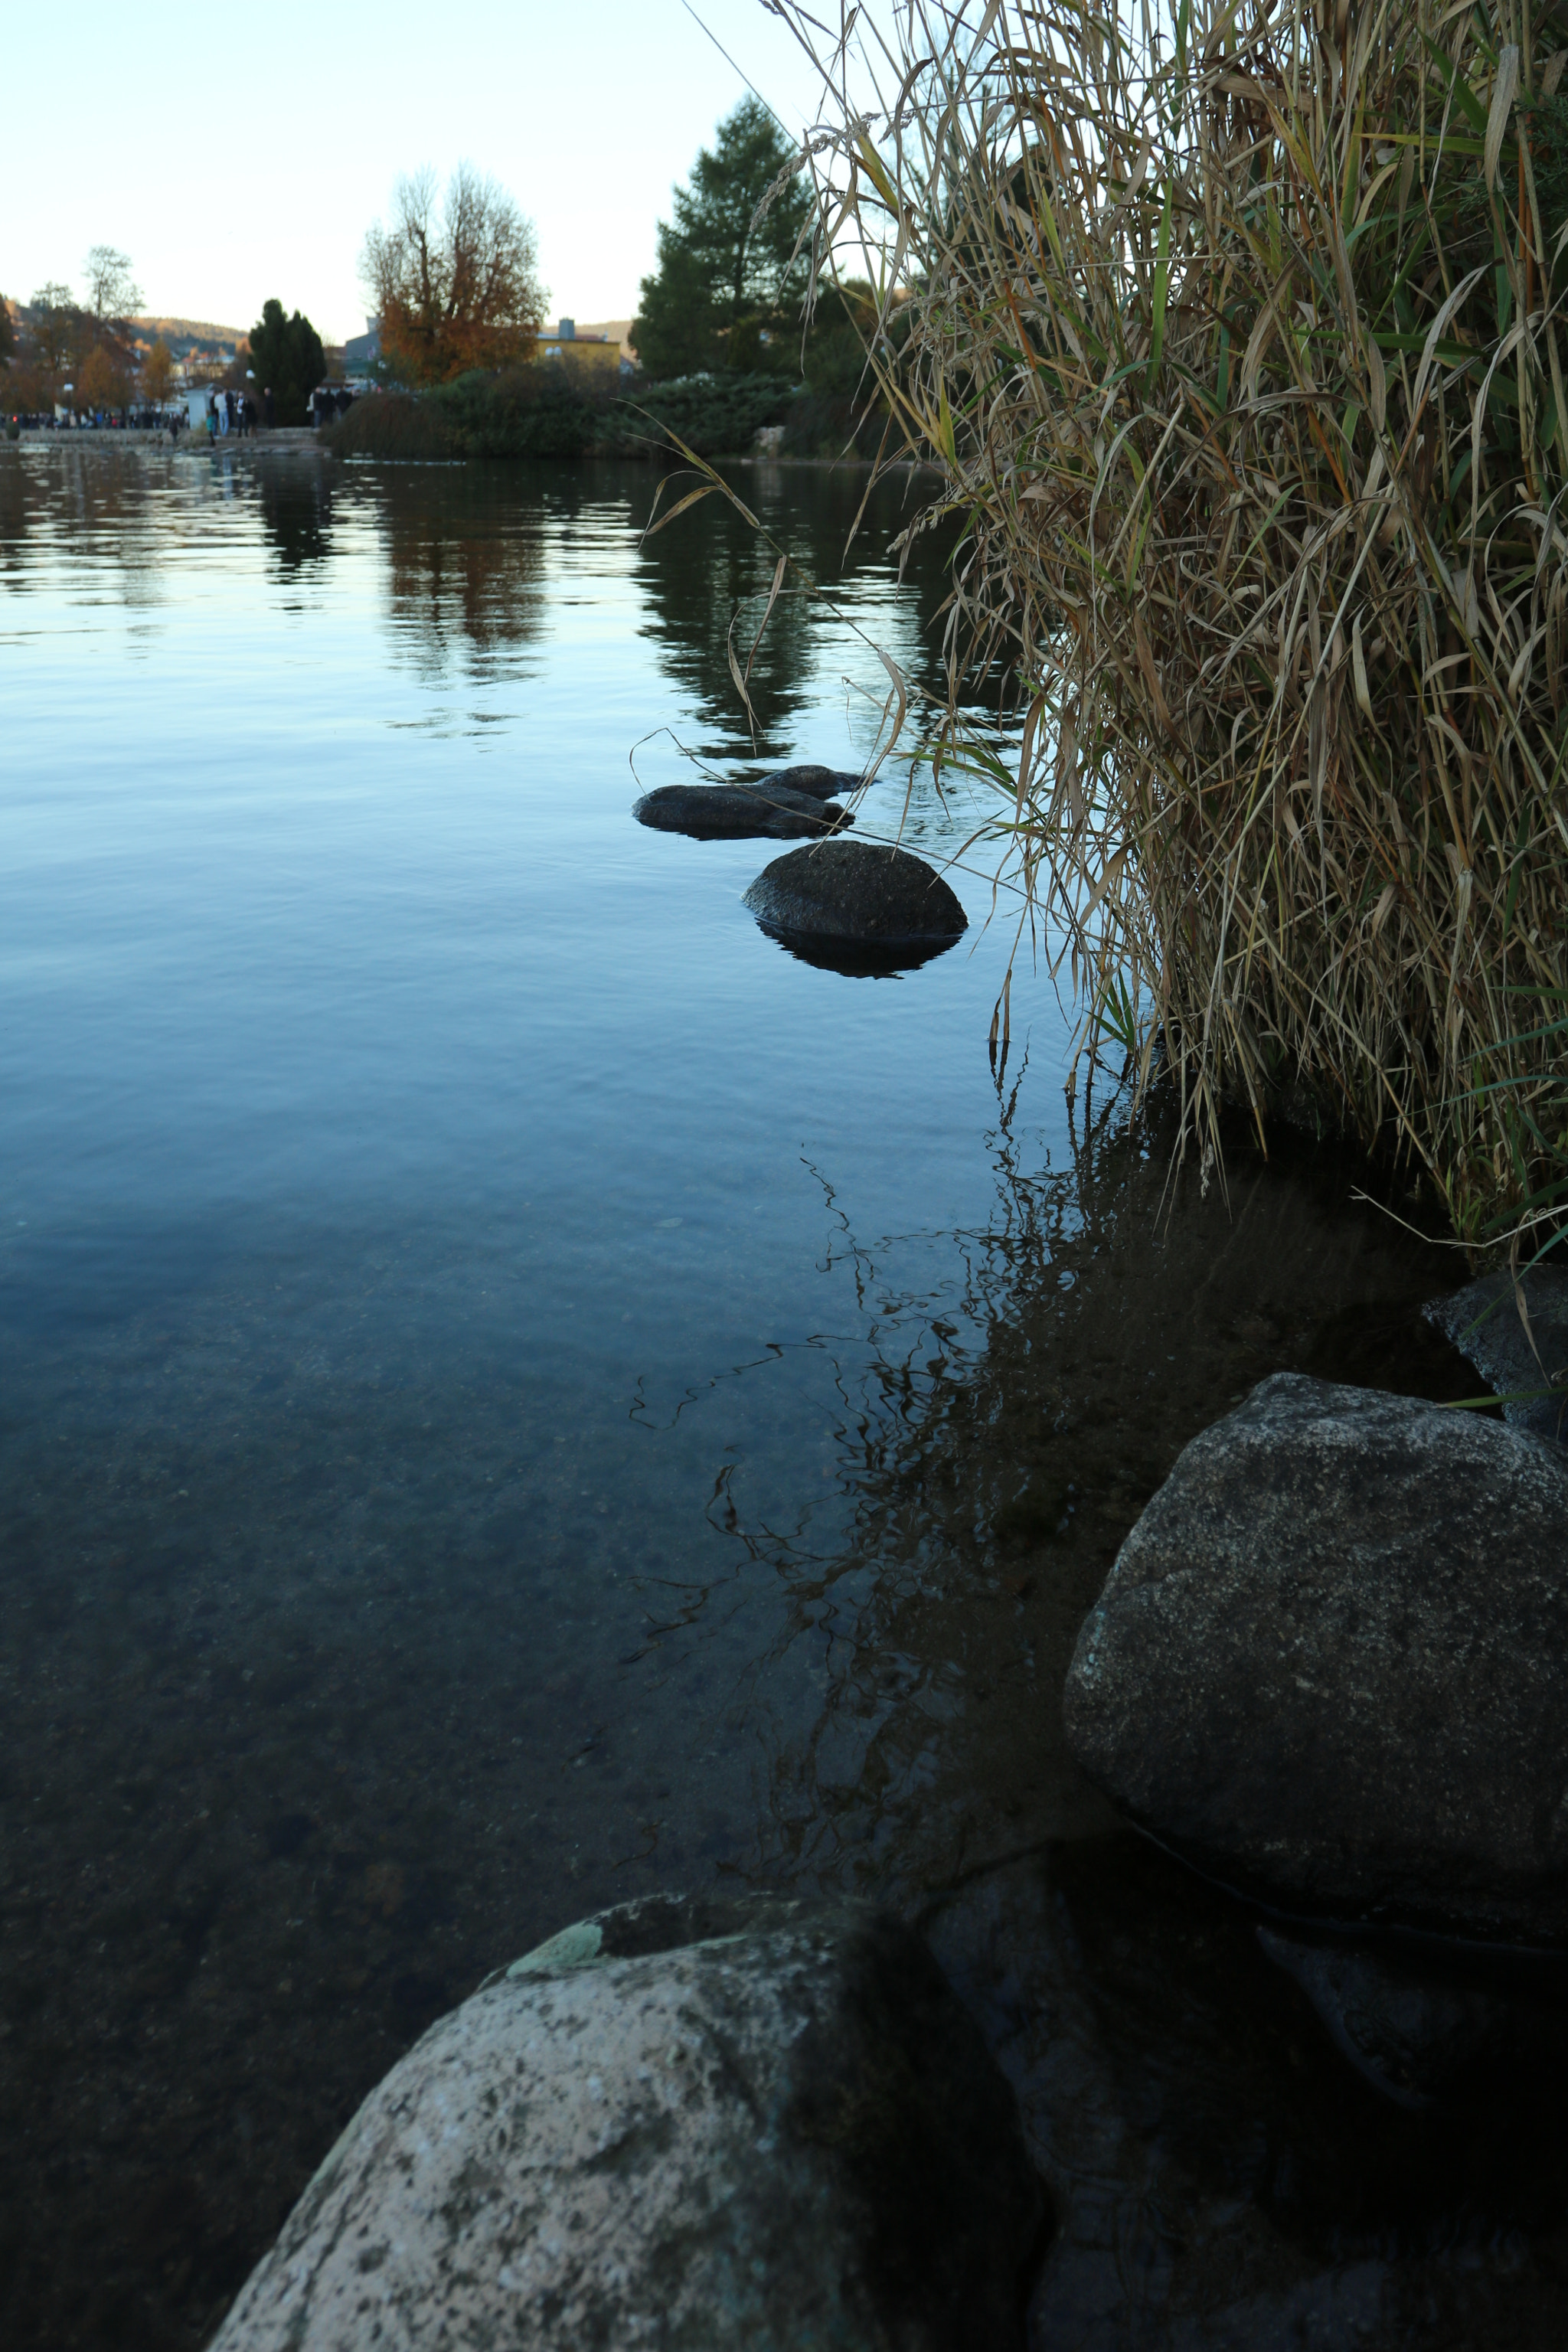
753,918 -> 962,978
743,840 -> 969,975
634,782 -> 854,841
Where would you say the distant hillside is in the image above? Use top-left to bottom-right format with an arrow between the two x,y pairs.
130,315 -> 247,359
1,297 -> 247,363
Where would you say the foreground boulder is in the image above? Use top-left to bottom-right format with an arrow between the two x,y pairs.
1064,1374 -> 1568,1946
635,782 -> 852,840
209,1890 -> 1043,2352
1424,1265 -> 1568,1441
743,841 -> 967,945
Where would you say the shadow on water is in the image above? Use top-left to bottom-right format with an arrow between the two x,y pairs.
752,921 -> 965,978
683,1086 -> 1568,2345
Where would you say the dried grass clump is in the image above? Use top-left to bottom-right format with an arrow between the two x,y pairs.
783,0 -> 1568,1235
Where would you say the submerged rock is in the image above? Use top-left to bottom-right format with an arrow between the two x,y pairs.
743,841 -> 967,945
634,782 -> 853,840
208,1890 -> 1044,2352
1257,1928 -> 1530,2110
1063,1374 -> 1568,1946
1423,1265 -> 1568,1442
754,762 -> 864,801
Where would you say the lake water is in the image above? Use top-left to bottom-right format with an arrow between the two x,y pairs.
3,442 -> 1563,2349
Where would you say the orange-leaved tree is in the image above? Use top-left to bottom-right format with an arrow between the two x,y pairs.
78,341 -> 132,411
361,164 -> 545,385
141,339 -> 175,403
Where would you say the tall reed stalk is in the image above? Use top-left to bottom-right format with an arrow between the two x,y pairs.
779,0 -> 1568,1233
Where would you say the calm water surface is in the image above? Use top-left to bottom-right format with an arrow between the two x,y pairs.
2,444 -> 1564,2348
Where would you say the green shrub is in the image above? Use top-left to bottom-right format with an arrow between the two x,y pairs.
324,368 -> 799,464
608,372 -> 797,459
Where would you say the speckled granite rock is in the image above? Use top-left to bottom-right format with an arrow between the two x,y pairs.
634,782 -> 853,840
207,1890 -> 1043,2352
1423,1266 -> 1568,1441
1063,1374 -> 1568,1946
743,841 -> 967,944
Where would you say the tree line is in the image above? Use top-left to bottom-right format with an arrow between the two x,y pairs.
0,249 -> 332,427
4,103 -> 894,438
357,99 -> 893,411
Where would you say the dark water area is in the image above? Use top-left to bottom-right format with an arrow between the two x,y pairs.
2,443 -> 1564,2348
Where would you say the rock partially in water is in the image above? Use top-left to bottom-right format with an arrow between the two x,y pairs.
743,841 -> 967,946
1257,1929 -> 1530,2110
1423,1266 -> 1568,1442
208,1890 -> 1044,2352
634,782 -> 853,840
754,762 -> 864,802
1063,1374 -> 1568,1946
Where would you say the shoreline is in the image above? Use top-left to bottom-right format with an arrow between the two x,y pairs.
4,428 -> 937,475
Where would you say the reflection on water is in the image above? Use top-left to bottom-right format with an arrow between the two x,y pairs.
255,464 -> 332,574
382,470 -> 549,677
753,921 -> 964,978
1,444 -> 1560,2350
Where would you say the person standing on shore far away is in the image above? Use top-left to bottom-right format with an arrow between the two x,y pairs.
264,386 -> 275,430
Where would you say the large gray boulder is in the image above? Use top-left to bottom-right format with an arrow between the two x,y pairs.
743,841 -> 967,945
207,1890 -> 1043,2352
634,782 -> 852,840
1063,1374 -> 1568,1946
1424,1265 -> 1568,1441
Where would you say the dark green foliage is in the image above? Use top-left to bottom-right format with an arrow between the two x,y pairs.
616,373 -> 795,458
322,368 -> 798,463
249,299 -> 327,426
632,98 -> 811,378
437,368 -> 600,459
320,392 -> 459,460
324,367 -> 603,461
780,391 -> 887,461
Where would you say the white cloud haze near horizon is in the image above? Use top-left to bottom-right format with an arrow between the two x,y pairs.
0,2 -> 850,344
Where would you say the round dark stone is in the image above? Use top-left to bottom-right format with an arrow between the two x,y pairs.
634,784 -> 852,841
1065,1374 -> 1568,1948
755,763 -> 864,802
742,841 -> 967,943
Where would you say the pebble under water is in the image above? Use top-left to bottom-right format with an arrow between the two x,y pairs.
2,443 -> 1566,2349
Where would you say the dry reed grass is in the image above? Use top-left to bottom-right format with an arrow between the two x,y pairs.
775,0 -> 1568,1238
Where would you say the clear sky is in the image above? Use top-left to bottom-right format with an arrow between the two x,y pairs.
0,2 -> 841,342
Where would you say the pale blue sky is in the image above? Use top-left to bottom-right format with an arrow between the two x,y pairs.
1,1 -> 840,341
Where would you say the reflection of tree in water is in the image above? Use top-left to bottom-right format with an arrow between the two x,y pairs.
648,1084 -> 1468,1900
377,469 -> 550,680
0,447 -> 168,599
0,452 -> 29,585
635,465 -> 962,764
254,459 -> 333,573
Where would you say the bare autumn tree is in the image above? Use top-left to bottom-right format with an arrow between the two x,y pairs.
361,165 -> 545,384
83,246 -> 142,325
